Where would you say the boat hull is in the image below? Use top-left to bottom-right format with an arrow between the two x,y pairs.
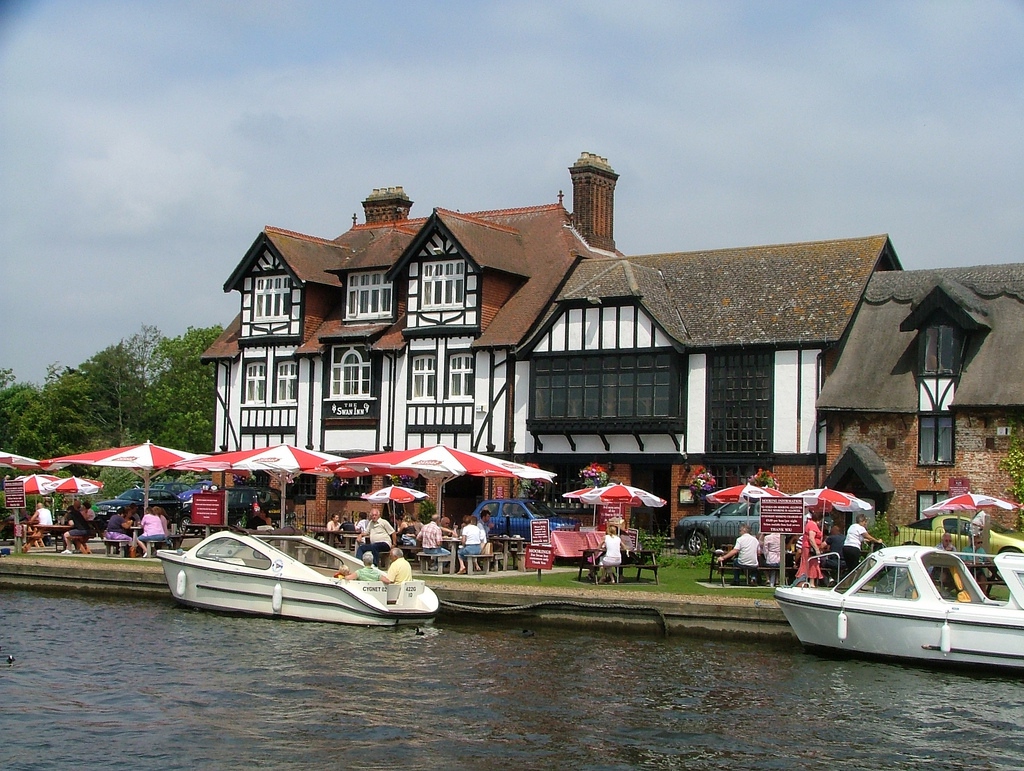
776,587 -> 1024,670
157,533 -> 438,627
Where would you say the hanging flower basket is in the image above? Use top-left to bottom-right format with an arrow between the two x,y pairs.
689,466 -> 717,499
748,468 -> 780,489
579,462 -> 610,488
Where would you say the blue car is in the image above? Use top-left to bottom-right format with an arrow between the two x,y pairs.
471,499 -> 580,541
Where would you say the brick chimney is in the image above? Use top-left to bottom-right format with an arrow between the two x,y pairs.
362,186 -> 413,225
569,152 -> 618,251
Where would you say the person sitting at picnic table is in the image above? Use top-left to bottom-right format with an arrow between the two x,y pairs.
338,552 -> 390,582
355,507 -> 395,567
81,501 -> 97,521
456,515 -> 485,574
248,508 -> 273,529
61,500 -> 93,554
326,513 -> 342,532
596,523 -> 623,584
31,500 -> 53,527
103,509 -> 133,544
718,523 -> 761,585
418,513 -> 450,556
340,514 -> 356,533
354,511 -> 369,537
138,506 -> 170,551
386,547 -> 412,584
397,513 -> 419,547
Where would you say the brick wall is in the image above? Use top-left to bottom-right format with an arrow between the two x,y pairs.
827,411 -> 1017,526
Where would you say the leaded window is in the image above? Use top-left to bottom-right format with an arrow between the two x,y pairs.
412,355 -> 436,400
245,362 -> 266,403
346,271 -> 392,319
921,324 -> 962,375
919,415 -> 954,465
533,353 -> 673,419
331,349 -> 370,398
254,276 -> 291,319
421,260 -> 464,308
448,353 -> 474,399
276,361 -> 297,402
707,351 -> 772,453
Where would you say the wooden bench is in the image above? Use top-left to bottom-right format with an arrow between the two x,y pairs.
417,551 -> 456,574
143,534 -> 187,558
464,552 -> 496,576
103,539 -> 131,557
627,556 -> 660,585
709,562 -> 783,587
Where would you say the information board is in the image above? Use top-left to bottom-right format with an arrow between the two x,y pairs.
530,518 -> 551,546
597,502 -> 625,529
523,544 -> 554,570
4,479 -> 25,509
948,477 -> 971,496
191,490 -> 227,526
759,496 -> 805,534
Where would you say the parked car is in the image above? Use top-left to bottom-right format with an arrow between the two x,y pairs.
675,501 -> 763,555
92,487 -> 186,529
179,486 -> 281,531
471,499 -> 580,541
897,515 -> 1024,553
176,480 -> 215,502
148,481 -> 196,497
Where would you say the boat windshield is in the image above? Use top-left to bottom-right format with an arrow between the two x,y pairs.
835,554 -> 877,593
259,536 -> 350,573
195,537 -> 273,570
854,564 -> 919,600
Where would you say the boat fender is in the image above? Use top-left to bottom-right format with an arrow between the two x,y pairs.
940,619 -> 951,654
837,607 -> 848,642
175,569 -> 187,598
272,582 -> 283,614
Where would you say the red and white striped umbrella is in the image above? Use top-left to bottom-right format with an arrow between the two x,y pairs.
14,474 -> 60,495
173,444 -> 348,527
573,483 -> 667,508
0,450 -> 41,470
341,445 -> 556,483
45,476 -> 104,495
922,492 -> 1018,513
705,484 -> 787,504
795,487 -> 872,512
361,485 -> 429,504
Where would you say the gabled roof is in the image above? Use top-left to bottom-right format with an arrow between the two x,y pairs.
899,278 -> 991,332
225,227 -> 352,292
818,264 -> 1024,411
551,234 -> 896,348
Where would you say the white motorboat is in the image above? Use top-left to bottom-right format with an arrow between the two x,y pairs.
775,545 -> 1024,670
157,531 -> 438,627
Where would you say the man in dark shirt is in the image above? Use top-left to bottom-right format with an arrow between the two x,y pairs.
62,500 -> 93,554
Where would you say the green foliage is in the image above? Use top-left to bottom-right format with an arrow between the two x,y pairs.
144,325 -> 222,452
417,499 -> 436,524
1000,414 -> 1024,524
869,510 -> 894,545
0,324 -> 221,459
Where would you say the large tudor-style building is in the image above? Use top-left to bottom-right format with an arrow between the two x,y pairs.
201,152 -> 1020,531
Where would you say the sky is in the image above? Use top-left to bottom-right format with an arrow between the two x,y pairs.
1,1 -> 1022,385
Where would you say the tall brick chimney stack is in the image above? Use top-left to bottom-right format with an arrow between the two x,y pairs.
569,152 -> 618,252
362,186 -> 413,225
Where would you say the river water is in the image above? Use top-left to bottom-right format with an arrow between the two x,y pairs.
1,590 -> 1022,770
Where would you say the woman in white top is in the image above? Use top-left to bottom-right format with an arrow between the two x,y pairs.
457,515 -> 485,574
599,524 -> 623,584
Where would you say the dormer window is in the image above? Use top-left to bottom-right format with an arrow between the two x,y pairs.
422,260 -> 464,309
254,276 -> 291,319
921,324 -> 962,375
347,271 -> 392,319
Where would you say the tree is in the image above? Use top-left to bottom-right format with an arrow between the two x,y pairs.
80,325 -> 165,446
12,365 -> 100,458
144,325 -> 222,453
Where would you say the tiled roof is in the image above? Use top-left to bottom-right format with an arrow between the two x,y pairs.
262,227 -> 348,286
818,264 -> 1024,411
557,234 -> 893,347
200,314 -> 242,361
